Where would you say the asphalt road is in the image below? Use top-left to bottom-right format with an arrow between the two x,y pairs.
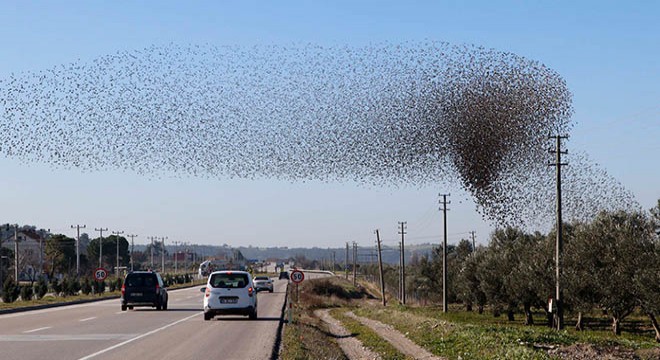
0,279 -> 288,360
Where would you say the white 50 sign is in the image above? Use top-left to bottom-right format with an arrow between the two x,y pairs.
94,267 -> 108,282
290,270 -> 304,284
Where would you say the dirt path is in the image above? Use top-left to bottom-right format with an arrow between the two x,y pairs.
314,309 -> 381,360
345,311 -> 446,360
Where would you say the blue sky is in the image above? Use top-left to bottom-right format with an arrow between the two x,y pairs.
0,1 -> 658,249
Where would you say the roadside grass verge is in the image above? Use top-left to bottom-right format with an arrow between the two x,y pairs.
330,308 -> 413,360
352,305 -> 660,360
280,277 -> 373,359
280,309 -> 347,360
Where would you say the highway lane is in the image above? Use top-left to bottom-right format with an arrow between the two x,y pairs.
0,279 -> 288,360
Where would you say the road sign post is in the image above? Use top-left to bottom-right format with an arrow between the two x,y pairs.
291,270 -> 304,303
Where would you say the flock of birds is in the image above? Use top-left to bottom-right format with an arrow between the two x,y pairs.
0,41 -> 637,229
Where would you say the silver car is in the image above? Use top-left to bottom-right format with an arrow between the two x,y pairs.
253,276 -> 274,293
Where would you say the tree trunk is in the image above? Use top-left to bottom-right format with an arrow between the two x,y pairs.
575,311 -> 584,331
523,303 -> 534,325
648,312 -> 660,343
507,309 -> 515,321
612,315 -> 621,336
466,302 -> 473,312
545,310 -> 553,328
477,305 -> 484,314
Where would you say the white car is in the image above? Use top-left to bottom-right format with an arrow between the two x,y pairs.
253,276 -> 274,293
201,270 -> 257,321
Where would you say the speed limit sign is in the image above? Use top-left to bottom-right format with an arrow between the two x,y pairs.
291,270 -> 304,284
94,267 -> 108,282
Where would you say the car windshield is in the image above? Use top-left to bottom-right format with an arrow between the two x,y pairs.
125,274 -> 156,287
210,273 -> 250,288
254,276 -> 268,280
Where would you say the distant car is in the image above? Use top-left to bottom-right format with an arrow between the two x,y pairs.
278,271 -> 289,280
121,271 -> 168,311
253,276 -> 274,293
201,270 -> 257,321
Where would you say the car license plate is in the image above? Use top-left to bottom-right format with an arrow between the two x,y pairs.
220,298 -> 237,304
132,292 -> 143,297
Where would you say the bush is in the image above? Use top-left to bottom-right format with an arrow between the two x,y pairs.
81,278 -> 92,295
62,277 -> 80,296
20,285 -> 33,301
2,278 -> 19,303
94,280 -> 106,295
50,278 -> 63,296
34,278 -> 48,299
109,279 -> 117,292
310,279 -> 364,300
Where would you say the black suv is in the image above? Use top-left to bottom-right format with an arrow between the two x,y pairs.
121,271 -> 168,311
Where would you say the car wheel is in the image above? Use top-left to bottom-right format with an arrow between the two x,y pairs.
249,309 -> 257,320
156,302 -> 162,311
269,289 -> 273,293
121,305 -> 127,311
163,301 -> 168,310
204,312 -> 212,321
128,306 -> 134,310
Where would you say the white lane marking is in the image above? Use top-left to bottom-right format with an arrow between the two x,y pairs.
77,312 -> 201,360
115,311 -> 126,314
23,327 -> 52,333
0,334 -> 137,341
79,317 -> 96,322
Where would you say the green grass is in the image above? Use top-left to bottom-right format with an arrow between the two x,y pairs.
351,306 -> 660,360
330,308 -> 413,360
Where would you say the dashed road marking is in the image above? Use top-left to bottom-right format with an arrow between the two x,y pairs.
23,327 -> 52,333
79,317 -> 96,322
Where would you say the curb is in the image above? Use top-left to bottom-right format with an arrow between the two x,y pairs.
270,281 -> 289,360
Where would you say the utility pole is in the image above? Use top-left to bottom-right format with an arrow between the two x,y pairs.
160,237 -> 168,273
173,240 -> 180,273
439,193 -> 450,313
398,221 -> 407,305
332,251 -> 336,273
148,236 -> 157,269
345,242 -> 349,279
95,228 -> 108,268
12,225 -> 19,281
375,229 -> 386,306
127,234 -> 137,271
112,231 -> 124,278
352,242 -> 357,286
549,135 -> 568,330
71,224 -> 86,276
469,231 -> 476,252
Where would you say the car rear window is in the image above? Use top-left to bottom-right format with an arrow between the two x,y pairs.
209,273 -> 249,288
125,274 -> 157,287
254,276 -> 268,280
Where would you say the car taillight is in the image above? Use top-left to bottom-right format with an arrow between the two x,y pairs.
248,287 -> 254,297
121,284 -> 125,296
155,284 -> 160,294
205,287 -> 211,298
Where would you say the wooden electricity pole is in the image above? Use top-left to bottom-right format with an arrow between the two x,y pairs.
549,135 -> 568,330
375,229 -> 386,306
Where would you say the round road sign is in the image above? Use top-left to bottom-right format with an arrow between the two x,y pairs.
94,267 -> 108,282
291,270 -> 304,284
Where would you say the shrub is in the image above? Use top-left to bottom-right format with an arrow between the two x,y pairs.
94,280 -> 106,295
81,278 -> 92,295
50,278 -> 63,296
2,278 -> 19,303
109,279 -> 117,292
62,277 -> 80,296
34,278 -> 48,299
20,285 -> 33,301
